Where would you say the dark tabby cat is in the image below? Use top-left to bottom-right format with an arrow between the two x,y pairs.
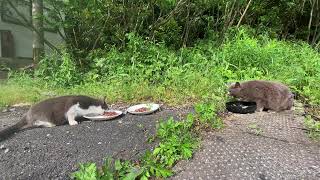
228,80 -> 294,112
0,95 -> 108,141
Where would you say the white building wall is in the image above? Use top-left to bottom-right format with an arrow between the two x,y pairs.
0,0 -> 64,58
0,20 -> 63,58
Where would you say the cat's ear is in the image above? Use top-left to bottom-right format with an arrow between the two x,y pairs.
235,82 -> 241,88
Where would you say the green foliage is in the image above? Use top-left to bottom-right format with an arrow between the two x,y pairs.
71,163 -> 100,180
71,158 -> 140,180
153,117 -> 198,167
130,114 -> 200,178
89,33 -> 181,84
194,103 -> 216,123
194,103 -> 224,129
154,18 -> 182,48
3,28 -> 320,107
304,116 -> 320,140
138,151 -> 173,178
45,0 -> 319,62
35,50 -> 82,87
47,0 -> 221,54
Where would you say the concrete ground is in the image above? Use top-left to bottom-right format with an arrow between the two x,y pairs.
171,110 -> 320,180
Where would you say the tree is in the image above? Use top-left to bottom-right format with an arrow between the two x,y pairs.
32,0 -> 44,66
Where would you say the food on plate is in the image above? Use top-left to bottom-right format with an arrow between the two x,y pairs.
103,111 -> 118,116
134,107 -> 151,112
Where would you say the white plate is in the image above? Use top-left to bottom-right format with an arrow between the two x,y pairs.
83,110 -> 122,121
127,103 -> 160,115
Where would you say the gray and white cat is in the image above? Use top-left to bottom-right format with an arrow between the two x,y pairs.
0,95 -> 108,141
228,80 -> 294,112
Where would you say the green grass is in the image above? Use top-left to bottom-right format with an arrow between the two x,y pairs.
0,79 -> 42,108
0,78 -> 225,108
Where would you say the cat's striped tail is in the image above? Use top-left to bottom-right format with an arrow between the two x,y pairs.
0,116 -> 28,142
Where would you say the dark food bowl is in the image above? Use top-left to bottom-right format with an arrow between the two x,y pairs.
226,101 -> 257,114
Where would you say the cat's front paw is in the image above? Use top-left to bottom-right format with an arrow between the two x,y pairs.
69,120 -> 78,126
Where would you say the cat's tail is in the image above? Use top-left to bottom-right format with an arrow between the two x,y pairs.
0,116 -> 28,142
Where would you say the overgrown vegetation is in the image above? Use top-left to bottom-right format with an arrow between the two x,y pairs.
43,0 -> 320,60
71,103 -> 220,179
5,0 -> 317,62
1,28 -> 320,107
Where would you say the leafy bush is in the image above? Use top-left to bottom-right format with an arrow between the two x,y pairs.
194,103 -> 224,129
46,0 -> 319,62
88,33 -> 182,83
153,117 -> 198,167
35,50 -> 82,87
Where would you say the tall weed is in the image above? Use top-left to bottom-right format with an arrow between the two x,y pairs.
35,50 -> 82,87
